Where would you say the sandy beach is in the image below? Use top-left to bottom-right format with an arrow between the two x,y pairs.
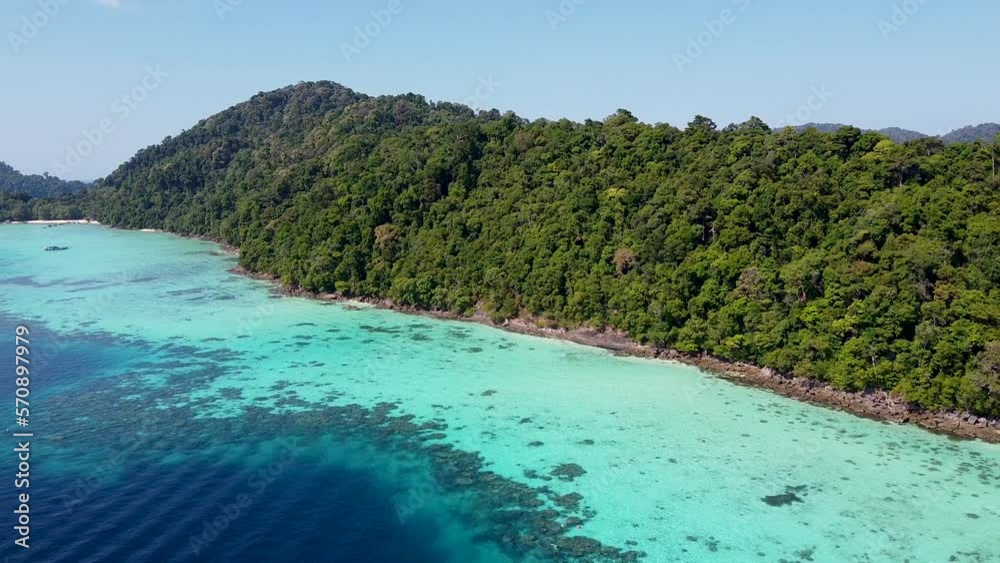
21,219 -> 101,225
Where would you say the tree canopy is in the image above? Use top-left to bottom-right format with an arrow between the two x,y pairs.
0,161 -> 89,198
7,81 -> 999,416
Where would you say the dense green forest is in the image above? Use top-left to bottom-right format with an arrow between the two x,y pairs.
0,161 -> 89,197
0,161 -> 88,220
0,191 -> 85,221
7,81 -> 1000,416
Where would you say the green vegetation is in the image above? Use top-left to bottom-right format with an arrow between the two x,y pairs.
0,161 -> 88,220
0,161 -> 89,197
11,81 -> 1000,415
0,191 -> 85,221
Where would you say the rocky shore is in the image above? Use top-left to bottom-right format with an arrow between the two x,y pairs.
231,266 -> 1000,444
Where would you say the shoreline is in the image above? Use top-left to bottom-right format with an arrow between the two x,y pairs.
17,219 -> 101,225
13,221 -> 995,443
230,266 -> 1000,444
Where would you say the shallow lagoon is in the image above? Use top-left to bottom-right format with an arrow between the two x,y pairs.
0,224 -> 997,562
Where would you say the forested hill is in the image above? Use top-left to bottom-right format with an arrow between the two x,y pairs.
796,122 -> 1000,144
55,81 -> 1000,416
0,161 -> 89,197
943,123 -> 1000,144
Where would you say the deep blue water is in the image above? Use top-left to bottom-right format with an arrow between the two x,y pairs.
0,317 -> 464,563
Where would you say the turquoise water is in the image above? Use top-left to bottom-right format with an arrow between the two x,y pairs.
0,224 -> 997,562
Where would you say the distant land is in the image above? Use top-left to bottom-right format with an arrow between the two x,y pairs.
794,122 -> 1000,145
0,161 -> 89,198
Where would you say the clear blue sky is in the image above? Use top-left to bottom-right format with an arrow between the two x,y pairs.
1,0 -> 997,180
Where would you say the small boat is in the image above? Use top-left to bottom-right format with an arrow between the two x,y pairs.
44,246 -> 69,252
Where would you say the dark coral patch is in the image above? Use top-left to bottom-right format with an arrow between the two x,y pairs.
762,492 -> 804,507
551,463 -> 587,482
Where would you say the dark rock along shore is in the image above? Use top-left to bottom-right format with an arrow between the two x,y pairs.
16,222 -> 1000,443
230,264 -> 1000,444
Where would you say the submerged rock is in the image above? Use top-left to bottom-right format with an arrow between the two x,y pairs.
762,486 -> 806,507
553,492 -> 584,511
551,463 -> 587,482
